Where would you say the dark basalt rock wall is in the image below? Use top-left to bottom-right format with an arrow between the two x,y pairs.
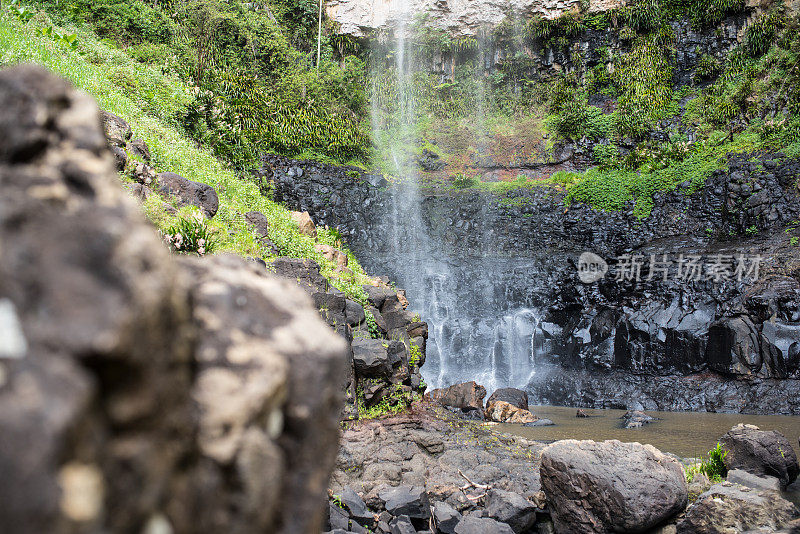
269,151 -> 800,414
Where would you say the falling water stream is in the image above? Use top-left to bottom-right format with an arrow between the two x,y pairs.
368,3 -> 540,392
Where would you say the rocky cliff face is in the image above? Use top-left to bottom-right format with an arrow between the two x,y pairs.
269,150 -> 800,415
0,65 -> 347,534
328,0 -> 623,37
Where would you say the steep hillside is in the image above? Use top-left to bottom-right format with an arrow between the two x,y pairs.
1,2 -> 375,301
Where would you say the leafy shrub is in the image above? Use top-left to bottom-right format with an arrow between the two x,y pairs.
526,12 -> 586,43
409,342 -> 423,369
593,143 -> 620,166
9,0 -> 34,22
686,442 -> 729,482
694,54 -> 721,82
613,34 -> 675,136
452,173 -> 479,189
745,8 -> 786,58
37,0 -> 174,45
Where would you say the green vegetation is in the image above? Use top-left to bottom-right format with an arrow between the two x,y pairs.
356,382 -> 418,419
0,3 -> 379,308
162,211 -> 218,255
24,0 -> 370,169
374,0 -> 797,220
524,3 -> 800,218
8,0 -> 800,226
686,442 -> 729,483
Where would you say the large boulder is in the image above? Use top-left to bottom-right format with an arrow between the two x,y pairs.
621,410 -> 656,429
430,381 -> 487,412
487,388 -> 529,411
180,255 -> 349,533
0,64 -> 190,534
344,299 -> 366,327
362,284 -> 396,308
485,401 -> 538,424
0,65 -> 348,534
719,423 -> 800,489
157,171 -> 219,218
677,483 -> 798,533
540,440 -> 688,534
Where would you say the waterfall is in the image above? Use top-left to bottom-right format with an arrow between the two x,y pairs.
367,5 -> 541,393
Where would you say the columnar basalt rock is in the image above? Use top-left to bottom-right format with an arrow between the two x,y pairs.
0,65 -> 348,534
270,144 -> 800,414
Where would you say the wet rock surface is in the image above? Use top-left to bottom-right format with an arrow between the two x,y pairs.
270,142 -> 800,414
430,381 -> 487,413
487,388 -> 530,411
0,65 -> 348,534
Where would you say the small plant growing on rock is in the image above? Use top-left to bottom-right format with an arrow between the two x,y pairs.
686,442 -> 728,483
357,383 -> 417,420
162,215 -> 217,256
364,309 -> 381,339
452,173 -> 479,189
409,343 -> 422,369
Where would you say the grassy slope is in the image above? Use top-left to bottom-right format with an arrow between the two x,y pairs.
0,9 -> 375,303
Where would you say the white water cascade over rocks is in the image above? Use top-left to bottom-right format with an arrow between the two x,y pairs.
366,3 -> 540,392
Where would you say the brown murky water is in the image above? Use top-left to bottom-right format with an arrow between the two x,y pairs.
496,405 -> 800,459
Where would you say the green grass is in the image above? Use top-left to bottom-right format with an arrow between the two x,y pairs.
0,10 -> 375,303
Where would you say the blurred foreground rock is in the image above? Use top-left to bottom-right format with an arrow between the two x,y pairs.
0,65 -> 347,534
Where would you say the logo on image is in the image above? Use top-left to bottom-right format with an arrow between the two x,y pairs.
578,252 -> 608,283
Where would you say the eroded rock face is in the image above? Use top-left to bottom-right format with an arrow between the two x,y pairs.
270,140 -> 800,415
540,440 -> 688,534
0,65 -> 347,534
720,423 -> 800,489
326,0 -> 622,37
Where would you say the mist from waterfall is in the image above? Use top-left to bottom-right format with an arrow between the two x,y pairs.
367,6 -> 540,393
